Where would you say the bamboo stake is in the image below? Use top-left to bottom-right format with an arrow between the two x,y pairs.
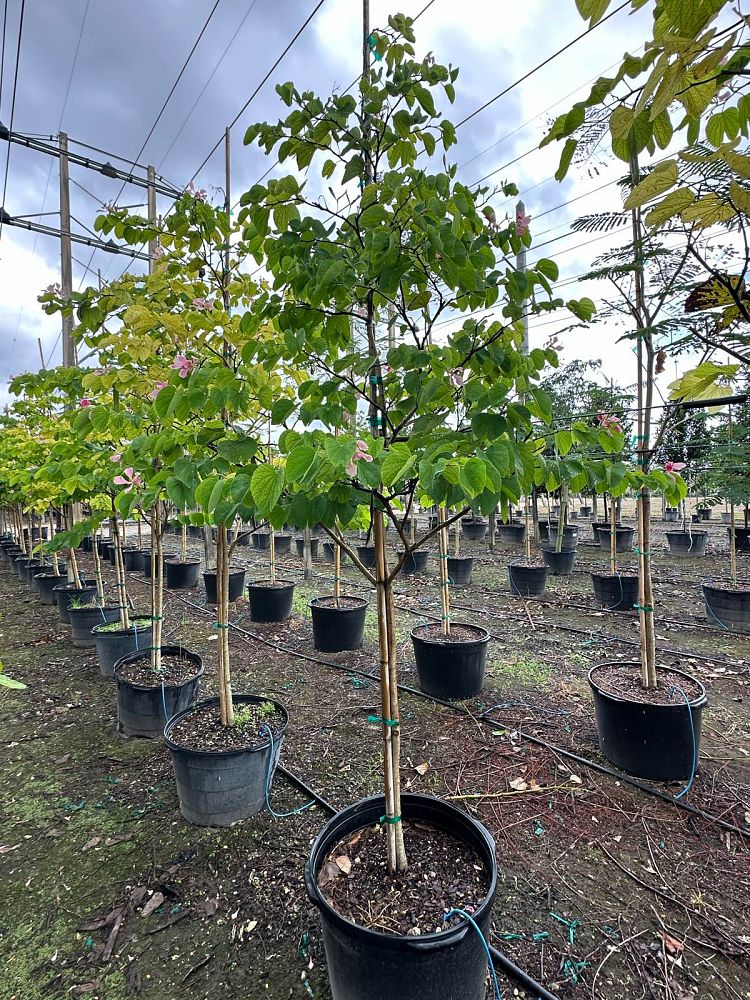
217,523 -> 234,726
610,493 -> 617,576
216,526 -> 228,726
92,527 -> 105,601
374,511 -> 399,872
334,521 -> 341,606
453,510 -> 461,557
181,507 -> 187,562
111,515 -> 130,630
729,408 -> 737,585
438,506 -> 451,636
137,516 -> 142,549
48,512 -> 59,576
150,508 -> 158,671
269,526 -> 276,585
524,503 -> 531,562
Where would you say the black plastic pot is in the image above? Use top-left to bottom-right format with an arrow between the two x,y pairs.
547,527 -> 579,551
598,526 -> 635,553
447,556 -> 473,585
591,572 -> 638,611
702,582 -> 750,632
412,623 -> 489,699
203,567 -> 246,604
541,546 -> 576,576
53,582 -> 97,623
508,561 -> 548,597
165,559 -> 201,589
254,533 -> 271,550
592,521 -> 622,543
80,535 -> 93,553
69,604 -> 121,647
35,573 -> 67,605
588,662 -> 707,781
305,793 -> 497,1000
579,505 -> 592,517
247,580 -> 295,622
95,536 -> 110,556
356,545 -> 377,568
295,536 -> 319,560
142,551 -> 175,579
310,596 -> 368,652
114,646 -> 203,738
13,555 -> 32,579
461,519 -> 486,541
93,620 -> 153,679
728,526 -> 750,552
664,508 -> 678,522
100,541 -> 114,563
107,544 -> 118,565
666,530 -> 708,557
123,547 -> 146,571
397,550 -> 429,575
275,534 -> 292,555
699,508 -> 712,521
22,559 -> 43,587
320,540 -> 336,563
721,512 -> 731,524
164,694 -> 288,826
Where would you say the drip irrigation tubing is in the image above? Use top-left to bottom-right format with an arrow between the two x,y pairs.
124,574 -> 750,841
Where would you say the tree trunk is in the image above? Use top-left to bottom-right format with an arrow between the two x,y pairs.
92,528 -> 105,601
216,524 -> 234,726
111,515 -> 130,630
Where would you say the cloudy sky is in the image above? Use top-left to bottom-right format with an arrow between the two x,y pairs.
0,0 -> 689,402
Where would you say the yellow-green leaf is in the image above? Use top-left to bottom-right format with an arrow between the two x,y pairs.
644,186 -> 694,226
624,161 -> 678,210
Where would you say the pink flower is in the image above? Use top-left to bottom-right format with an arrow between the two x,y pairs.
43,283 -> 62,296
110,452 -> 122,463
171,354 -> 195,379
515,210 -> 531,237
449,368 -> 464,387
192,297 -> 215,312
152,243 -> 165,259
346,439 -> 374,477
149,380 -> 168,400
185,181 -> 207,201
597,412 -> 622,433
79,399 -> 91,407
113,467 -> 143,493
664,461 -> 686,473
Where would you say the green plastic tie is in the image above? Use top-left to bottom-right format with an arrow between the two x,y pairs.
367,715 -> 399,727
379,813 -> 401,824
633,602 -> 654,612
151,615 -> 164,621
632,548 -> 650,556
369,374 -> 381,385
214,622 -> 230,629
368,33 -> 383,61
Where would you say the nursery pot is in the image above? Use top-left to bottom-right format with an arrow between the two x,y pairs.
411,622 -> 489,700
304,793 -> 497,1000
114,645 -> 203,738
591,572 -> 638,612
254,532 -> 271,550
123,547 -> 147,571
666,530 -> 708,557
508,561 -> 548,597
68,603 -> 121,647
721,512 -> 731,524
579,505 -> 592,517
588,662 -> 707,781
310,596 -> 368,652
295,536 -> 319,560
321,540 -> 336,563
541,546 -> 576,576
93,620 -> 154,679
13,555 -> 32,579
598,526 -> 635,553
460,519 -> 486,542
247,580 -> 295,622
397,550 -> 429,575
702,581 -> 750,633
699,508 -> 712,521
22,559 -> 43,587
727,526 -> 750,552
165,559 -> 202,589
664,508 -> 678,522
164,694 -> 288,826
35,573 -> 66,605
356,545 -> 377,568
203,567 -> 246,604
547,527 -> 579,550
274,534 -> 292,555
446,556 -> 473,586
107,544 -> 118,565
53,581 -> 97,623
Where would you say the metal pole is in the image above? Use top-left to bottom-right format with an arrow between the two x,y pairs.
147,165 -> 157,273
59,132 -> 75,367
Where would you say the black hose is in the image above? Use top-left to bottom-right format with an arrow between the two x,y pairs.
277,763 -> 338,816
489,946 -> 560,1000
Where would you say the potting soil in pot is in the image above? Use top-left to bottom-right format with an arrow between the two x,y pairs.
413,622 -> 482,644
592,663 -> 704,706
116,654 -> 200,688
167,699 -> 286,753
312,595 -> 364,609
318,820 -> 491,936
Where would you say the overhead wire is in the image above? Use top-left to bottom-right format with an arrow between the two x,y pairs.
0,0 -> 25,242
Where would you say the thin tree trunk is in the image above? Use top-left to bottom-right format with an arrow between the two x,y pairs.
438,506 -> 451,636
216,524 -> 234,726
303,525 -> 313,581
111,515 -> 130,630
92,528 -> 105,601
610,494 -> 617,576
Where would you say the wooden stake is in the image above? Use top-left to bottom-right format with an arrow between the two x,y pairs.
438,506 -> 451,636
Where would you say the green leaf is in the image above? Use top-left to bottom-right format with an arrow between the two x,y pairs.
457,458 -> 486,498
250,464 -> 285,514
556,138 -> 577,182
555,430 -> 573,456
0,672 -> 26,690
381,443 -> 415,486
271,398 -> 296,424
285,444 -> 317,482
623,161 -> 678,209
644,186 -> 694,227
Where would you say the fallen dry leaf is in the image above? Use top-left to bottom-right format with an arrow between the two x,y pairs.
0,844 -> 20,854
509,777 -> 528,792
414,762 -> 429,776
335,855 -> 352,875
104,833 -> 133,847
661,931 -> 684,956
82,837 -> 102,852
569,774 -> 583,785
317,862 -> 342,888
140,892 -> 165,918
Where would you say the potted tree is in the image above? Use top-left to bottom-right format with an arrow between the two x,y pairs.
241,16 -> 595,996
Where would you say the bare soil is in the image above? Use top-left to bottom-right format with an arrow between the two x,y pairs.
319,820 -> 491,936
168,700 -> 286,753
413,622 -> 486,644
116,653 -> 200,688
591,662 -> 705,705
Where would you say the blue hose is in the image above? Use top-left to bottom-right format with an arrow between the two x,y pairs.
443,908 -> 502,999
669,686 -> 697,799
261,724 -> 315,819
